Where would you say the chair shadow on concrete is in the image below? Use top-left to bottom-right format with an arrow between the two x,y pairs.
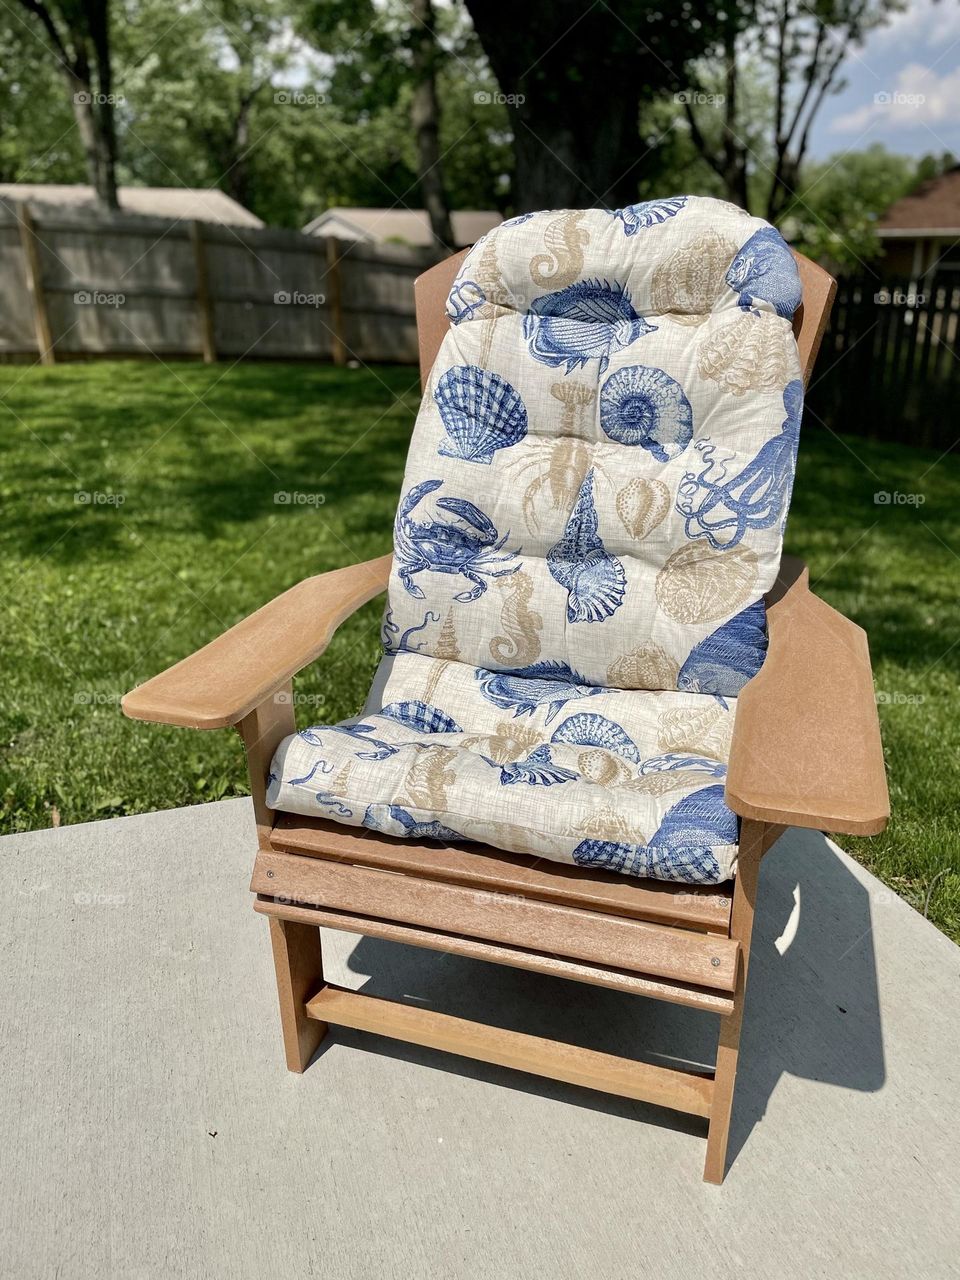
317,828 -> 885,1174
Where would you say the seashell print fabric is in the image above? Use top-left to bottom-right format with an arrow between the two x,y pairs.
268,196 -> 804,884
269,652 -> 739,884
383,195 -> 803,692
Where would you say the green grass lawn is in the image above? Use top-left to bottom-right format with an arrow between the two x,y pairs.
1,360 -> 958,941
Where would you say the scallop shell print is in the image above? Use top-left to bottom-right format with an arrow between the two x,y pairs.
547,469 -> 626,624
616,477 -> 670,539
378,701 -> 463,735
651,230 -> 737,324
550,712 -> 642,762
599,365 -> 693,462
614,197 -> 688,236
434,366 -> 528,464
697,312 -> 792,395
523,279 -> 655,374
655,544 -> 759,624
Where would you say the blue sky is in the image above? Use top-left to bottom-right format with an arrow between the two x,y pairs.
809,0 -> 960,160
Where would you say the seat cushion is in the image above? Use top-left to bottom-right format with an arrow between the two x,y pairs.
383,196 -> 803,697
267,653 -> 740,885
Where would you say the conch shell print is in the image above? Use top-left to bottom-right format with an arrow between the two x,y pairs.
697,311 -> 793,395
655,544 -> 758,623
651,230 -> 737,323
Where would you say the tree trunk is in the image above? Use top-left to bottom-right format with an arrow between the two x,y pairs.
87,0 -> 119,209
409,0 -> 454,250
464,0 -> 650,212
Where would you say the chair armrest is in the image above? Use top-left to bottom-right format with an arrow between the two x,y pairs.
725,559 -> 889,835
122,553 -> 392,730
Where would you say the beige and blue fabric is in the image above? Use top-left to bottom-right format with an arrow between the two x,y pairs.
269,196 -> 804,884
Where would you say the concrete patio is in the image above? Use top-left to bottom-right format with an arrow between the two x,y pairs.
1,798 -> 957,1278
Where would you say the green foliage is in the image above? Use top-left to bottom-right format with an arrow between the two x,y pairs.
787,144 -> 917,268
0,362 -> 957,942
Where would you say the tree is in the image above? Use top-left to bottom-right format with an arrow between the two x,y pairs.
15,0 -> 120,206
682,0 -> 902,221
408,0 -> 454,249
788,143 -> 916,268
0,20 -> 82,183
461,0 -> 729,209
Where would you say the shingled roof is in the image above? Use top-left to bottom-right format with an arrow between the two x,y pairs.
878,167 -> 960,236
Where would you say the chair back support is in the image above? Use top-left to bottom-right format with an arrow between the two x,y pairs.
381,199 -> 834,700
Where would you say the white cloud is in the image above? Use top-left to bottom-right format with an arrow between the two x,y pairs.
874,0 -> 960,50
831,62 -> 960,133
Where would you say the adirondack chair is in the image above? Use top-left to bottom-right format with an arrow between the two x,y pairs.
123,199 -> 888,1183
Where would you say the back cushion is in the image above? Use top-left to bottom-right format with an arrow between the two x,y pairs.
383,196 -> 803,698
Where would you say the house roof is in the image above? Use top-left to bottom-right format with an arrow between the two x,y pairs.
302,207 -> 502,247
877,167 -> 960,237
0,184 -> 263,227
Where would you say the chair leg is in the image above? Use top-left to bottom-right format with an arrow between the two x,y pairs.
268,917 -> 327,1073
703,819 -> 765,1184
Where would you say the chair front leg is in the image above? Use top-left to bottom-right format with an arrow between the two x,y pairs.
269,917 -> 327,1072
703,818 -> 767,1183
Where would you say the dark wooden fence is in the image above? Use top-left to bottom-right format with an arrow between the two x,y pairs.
807,273 -> 960,450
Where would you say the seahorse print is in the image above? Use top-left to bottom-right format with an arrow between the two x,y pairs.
490,570 -> 542,666
529,211 -> 591,289
397,744 -> 459,811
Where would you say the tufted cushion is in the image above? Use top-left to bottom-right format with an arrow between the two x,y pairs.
268,196 -> 805,884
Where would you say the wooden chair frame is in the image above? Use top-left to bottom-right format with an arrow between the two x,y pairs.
123,246 -> 888,1183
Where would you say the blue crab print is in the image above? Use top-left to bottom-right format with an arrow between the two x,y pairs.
613,197 -> 688,235
676,380 -> 803,548
394,479 -> 520,603
726,227 -> 802,320
296,723 -> 398,763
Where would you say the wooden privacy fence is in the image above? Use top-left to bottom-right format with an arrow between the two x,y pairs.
807,273 -> 960,450
0,198 -> 438,364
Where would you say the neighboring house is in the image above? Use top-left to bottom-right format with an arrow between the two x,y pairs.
0,184 -> 263,228
302,207 -> 501,249
877,167 -> 960,278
